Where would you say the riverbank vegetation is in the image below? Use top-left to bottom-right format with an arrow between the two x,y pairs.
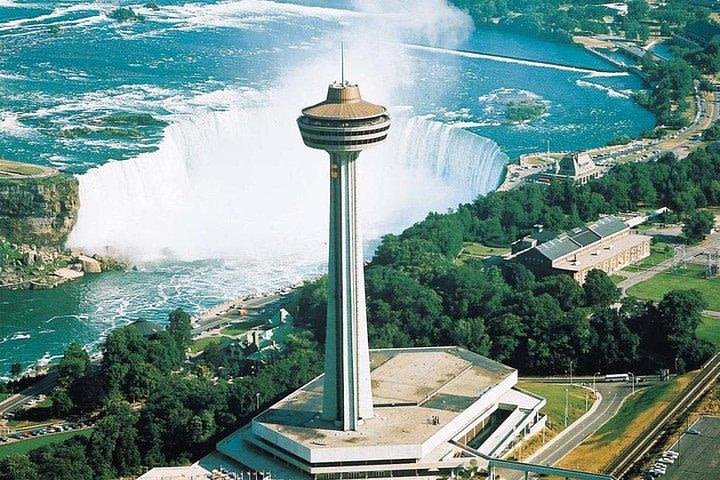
451,0 -> 709,44
636,57 -> 700,128
296,145 -> 720,378
0,309 -> 323,479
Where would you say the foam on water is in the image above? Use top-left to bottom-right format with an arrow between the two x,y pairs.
0,112 -> 34,137
68,105 -> 508,264
405,43 -> 631,76
576,79 -> 631,99
140,0 -> 363,32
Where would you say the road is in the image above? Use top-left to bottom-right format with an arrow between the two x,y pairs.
605,354 -> 720,478
0,370 -> 57,416
190,292 -> 289,336
501,382 -> 637,480
617,229 -> 720,294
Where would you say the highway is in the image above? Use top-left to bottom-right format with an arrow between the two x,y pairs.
501,381 -> 638,480
0,370 -> 57,416
605,353 -> 720,478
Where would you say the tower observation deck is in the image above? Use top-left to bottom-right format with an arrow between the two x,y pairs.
297,81 -> 390,431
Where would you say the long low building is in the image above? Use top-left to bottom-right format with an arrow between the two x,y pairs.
513,215 -> 651,283
216,347 -> 546,480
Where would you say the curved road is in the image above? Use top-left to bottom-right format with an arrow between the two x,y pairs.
502,382 -> 637,480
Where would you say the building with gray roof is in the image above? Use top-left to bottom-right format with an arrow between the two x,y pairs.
540,152 -> 603,185
514,215 -> 650,283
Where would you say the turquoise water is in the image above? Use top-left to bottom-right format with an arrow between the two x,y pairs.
0,0 -> 655,376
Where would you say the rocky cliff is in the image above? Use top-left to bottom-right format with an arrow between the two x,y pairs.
0,174 -> 80,247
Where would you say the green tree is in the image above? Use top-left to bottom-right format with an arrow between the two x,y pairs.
10,362 -> 22,378
297,276 -> 328,343
682,210 -> 715,244
657,290 -> 713,368
88,396 -> 141,478
29,439 -> 94,480
450,317 -> 492,355
50,387 -> 74,417
0,454 -> 39,480
587,307 -> 640,371
583,269 -> 620,307
57,342 -> 89,387
486,313 -> 524,363
535,275 -> 585,311
167,308 -> 192,349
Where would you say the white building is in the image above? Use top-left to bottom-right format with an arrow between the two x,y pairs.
217,347 -> 546,480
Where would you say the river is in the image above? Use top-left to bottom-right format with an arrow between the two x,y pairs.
0,0 -> 655,376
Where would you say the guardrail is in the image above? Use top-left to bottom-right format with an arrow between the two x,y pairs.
605,353 -> 720,478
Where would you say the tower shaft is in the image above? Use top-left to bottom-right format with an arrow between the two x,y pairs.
323,152 -> 373,430
297,78 -> 389,432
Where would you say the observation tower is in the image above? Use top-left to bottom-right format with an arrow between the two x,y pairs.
297,68 -> 390,431
217,55 -> 549,480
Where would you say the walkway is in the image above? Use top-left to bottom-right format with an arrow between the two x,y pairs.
617,230 -> 720,294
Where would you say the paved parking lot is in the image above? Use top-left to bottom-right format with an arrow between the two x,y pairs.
657,416 -> 720,480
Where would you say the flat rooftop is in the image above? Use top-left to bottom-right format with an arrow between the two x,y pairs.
662,416 -> 720,480
252,347 -> 514,451
553,232 -> 648,272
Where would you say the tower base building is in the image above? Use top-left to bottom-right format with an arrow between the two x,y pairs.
217,347 -> 545,480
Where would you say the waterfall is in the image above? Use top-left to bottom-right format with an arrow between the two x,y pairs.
67,107 -> 508,263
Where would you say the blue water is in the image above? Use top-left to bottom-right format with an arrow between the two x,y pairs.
650,42 -> 674,61
0,0 -> 655,375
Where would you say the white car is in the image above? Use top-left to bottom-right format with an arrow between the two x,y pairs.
659,456 -> 675,464
664,451 -> 679,459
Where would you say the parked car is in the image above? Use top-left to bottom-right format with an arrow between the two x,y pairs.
687,428 -> 701,435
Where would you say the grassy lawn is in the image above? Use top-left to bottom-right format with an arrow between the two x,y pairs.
518,383 -> 593,434
609,274 -> 625,285
0,429 -> 93,459
697,315 -> 720,349
623,241 -> 674,272
220,318 -> 266,337
558,372 -> 697,473
626,264 -> 720,311
457,243 -> 509,265
189,335 -> 232,354
0,160 -> 45,177
0,393 -> 10,402
511,383 -> 594,460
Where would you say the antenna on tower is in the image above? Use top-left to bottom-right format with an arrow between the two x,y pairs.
341,41 -> 345,85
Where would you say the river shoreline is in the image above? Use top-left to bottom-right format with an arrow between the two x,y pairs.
0,9 -> 657,376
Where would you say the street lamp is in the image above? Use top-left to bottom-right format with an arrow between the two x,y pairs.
628,372 -> 636,396
593,372 -> 600,393
564,388 -> 569,428
569,360 -> 574,386
256,392 -> 260,410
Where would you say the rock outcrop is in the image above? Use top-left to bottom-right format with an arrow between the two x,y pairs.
0,174 -> 79,247
78,254 -> 102,273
